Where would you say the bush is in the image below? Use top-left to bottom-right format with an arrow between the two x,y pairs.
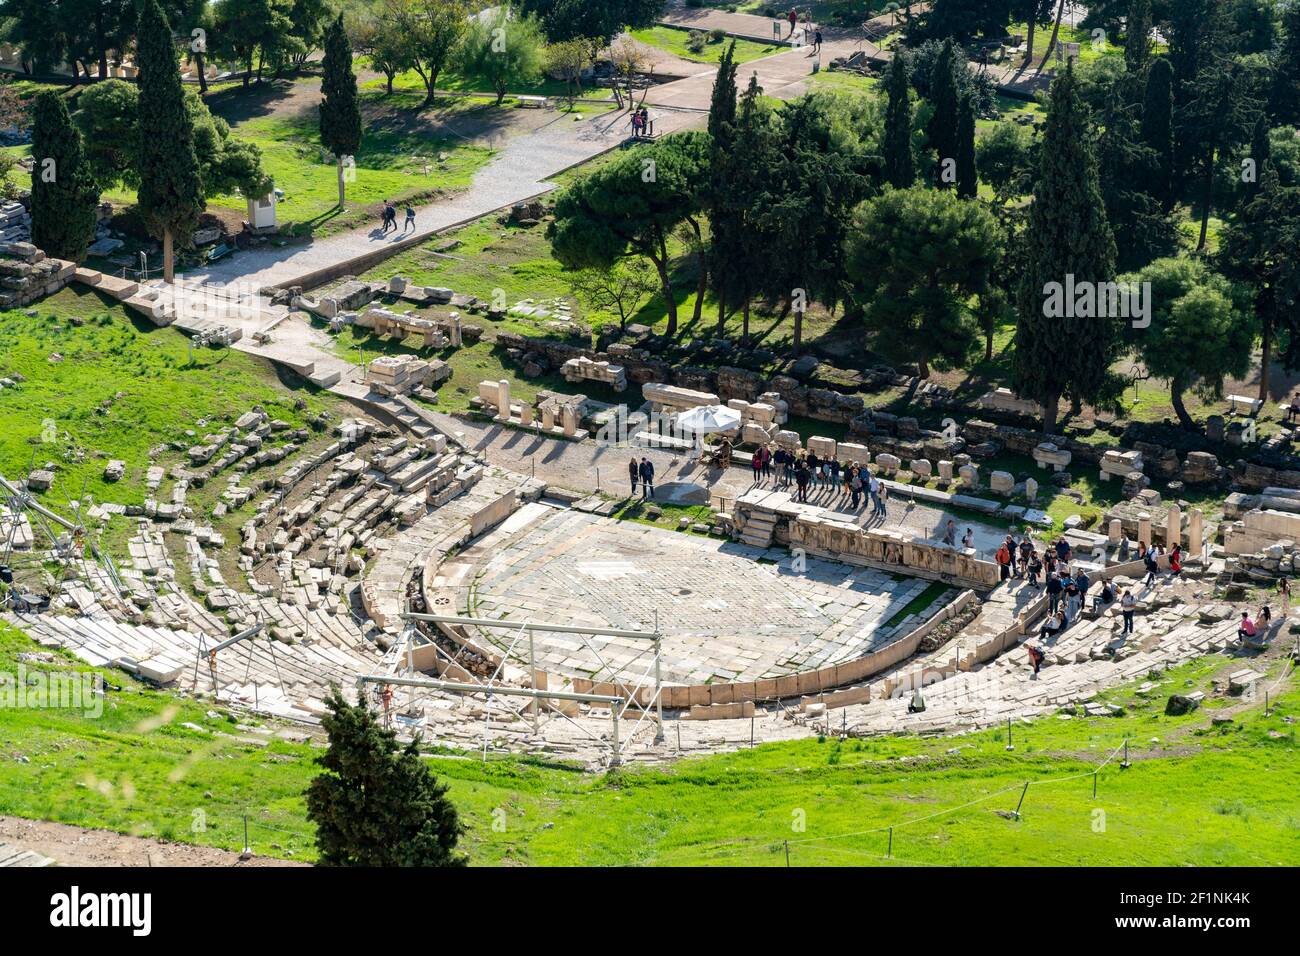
708,28 -> 726,44
685,0 -> 704,6
686,29 -> 707,53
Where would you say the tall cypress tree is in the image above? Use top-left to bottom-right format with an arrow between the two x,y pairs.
29,91 -> 98,263
136,0 -> 204,284
1014,61 -> 1118,432
926,39 -> 960,187
320,12 -> 361,210
1098,87 -> 1171,271
1140,57 -> 1175,210
1270,1 -> 1300,127
1123,0 -> 1152,75
956,92 -> 977,199
883,54 -> 915,188
707,42 -> 738,333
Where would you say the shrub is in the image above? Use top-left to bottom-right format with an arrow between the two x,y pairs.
686,30 -> 707,53
708,28 -> 726,44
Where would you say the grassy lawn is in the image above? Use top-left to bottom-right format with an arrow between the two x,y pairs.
1,619 -> 1295,866
0,286 -> 340,554
629,26 -> 788,65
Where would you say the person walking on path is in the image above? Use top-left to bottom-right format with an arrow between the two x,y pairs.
849,469 -> 863,510
751,448 -> 764,483
795,461 -> 810,502
942,519 -> 957,547
961,528 -> 974,550
1120,589 -> 1136,634
403,204 -> 416,232
812,29 -> 823,54
381,200 -> 396,234
1281,576 -> 1292,607
1026,549 -> 1042,588
628,457 -> 639,498
996,541 -> 1012,581
639,457 -> 655,499
787,7 -> 798,38
1026,641 -> 1047,677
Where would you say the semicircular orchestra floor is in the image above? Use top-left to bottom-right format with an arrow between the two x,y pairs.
464,506 -> 949,686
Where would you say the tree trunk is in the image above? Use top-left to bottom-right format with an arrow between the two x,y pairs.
163,228 -> 175,284
1258,299 -> 1274,402
337,157 -> 347,210
1024,17 -> 1038,67
917,354 -> 930,378
1170,377 -> 1196,431
984,327 -> 994,361
1196,146 -> 1215,252
651,250 -> 677,336
1037,0 -> 1066,72
689,218 -> 706,327
196,53 -> 209,94
742,297 -> 751,345
1040,391 -> 1060,433
716,287 -> 727,337
793,308 -> 804,352
386,71 -> 395,95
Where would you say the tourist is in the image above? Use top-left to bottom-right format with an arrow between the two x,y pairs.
404,204 -> 416,232
1045,569 -> 1063,614
795,460 -> 810,502
1075,567 -> 1091,602
1120,589 -> 1136,633
382,200 -> 396,233
822,458 -> 834,493
751,448 -> 763,482
867,473 -> 882,516
628,457 -> 639,497
1054,536 -> 1071,564
639,457 -> 655,499
1026,550 -> 1042,588
942,519 -> 957,547
1288,391 -> 1300,423
1281,576 -> 1292,606
787,7 -> 798,38
995,541 -> 1012,581
1168,544 -> 1182,577
876,478 -> 889,517
1038,610 -> 1063,641
1026,641 -> 1047,676
813,29 -> 823,54
1064,574 -> 1081,622
961,528 -> 974,550
849,469 -> 863,510
1018,537 -> 1033,577
1092,580 -> 1117,614
761,445 -> 772,480
1237,610 -> 1258,643
1260,604 -> 1273,630
1142,543 -> 1159,586
807,451 -> 820,488
1003,534 -> 1019,575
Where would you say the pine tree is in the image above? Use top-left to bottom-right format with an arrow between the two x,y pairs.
305,687 -> 465,867
1123,0 -> 1152,75
136,0 -> 204,284
1013,61 -> 1118,431
926,39 -> 959,187
29,91 -> 98,263
320,12 -> 361,210
707,41 -> 738,141
883,54 -> 915,189
956,92 -> 977,199
1270,0 -> 1300,127
1139,57 -> 1175,210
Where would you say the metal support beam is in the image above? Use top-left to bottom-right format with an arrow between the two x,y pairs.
209,622 -> 264,654
403,612 -> 658,641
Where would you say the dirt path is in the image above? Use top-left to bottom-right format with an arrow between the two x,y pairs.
0,815 -> 304,867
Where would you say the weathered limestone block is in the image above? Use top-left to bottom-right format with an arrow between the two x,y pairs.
875,453 -> 901,474
807,435 -> 838,459
909,458 -> 933,478
1032,441 -> 1072,472
958,464 -> 979,489
937,460 -> 954,481
989,470 -> 1014,494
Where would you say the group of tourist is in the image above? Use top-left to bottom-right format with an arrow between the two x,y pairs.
751,445 -> 889,517
627,456 -> 656,499
629,107 -> 651,138
379,199 -> 416,234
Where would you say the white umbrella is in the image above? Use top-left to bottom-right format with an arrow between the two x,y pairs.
675,404 -> 742,435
